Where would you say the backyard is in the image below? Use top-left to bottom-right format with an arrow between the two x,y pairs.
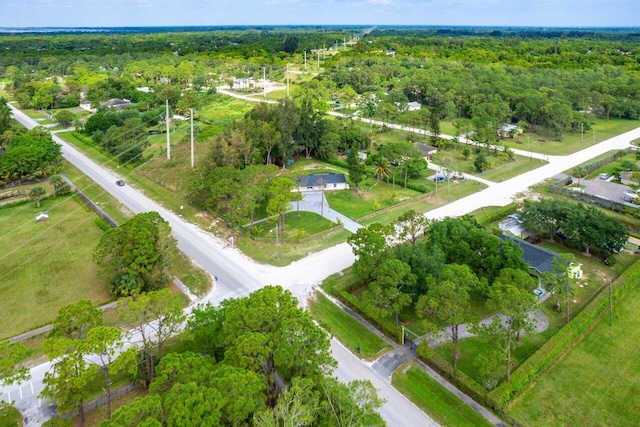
507,265 -> 640,426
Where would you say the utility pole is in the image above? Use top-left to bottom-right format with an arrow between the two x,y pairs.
190,108 -> 194,168
263,67 -> 266,98
304,51 -> 307,70
317,48 -> 320,68
165,99 -> 170,160
286,64 -> 290,97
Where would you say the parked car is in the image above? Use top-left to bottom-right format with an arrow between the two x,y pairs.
599,173 -> 610,180
533,288 -> 546,299
116,180 -> 125,187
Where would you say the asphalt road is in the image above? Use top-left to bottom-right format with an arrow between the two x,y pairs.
4,105 -> 435,426
6,103 -> 640,426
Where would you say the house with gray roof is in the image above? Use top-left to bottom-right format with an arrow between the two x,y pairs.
499,235 -> 558,276
297,173 -> 348,191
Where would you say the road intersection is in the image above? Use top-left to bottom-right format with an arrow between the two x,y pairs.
5,102 -> 640,426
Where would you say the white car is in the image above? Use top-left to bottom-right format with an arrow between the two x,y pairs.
533,288 -> 546,299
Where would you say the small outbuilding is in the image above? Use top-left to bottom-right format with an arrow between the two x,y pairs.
35,212 -> 49,223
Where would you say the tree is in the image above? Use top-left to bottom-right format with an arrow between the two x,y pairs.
29,185 -> 46,207
49,174 -> 70,196
49,299 -> 103,340
347,223 -> 394,284
116,289 -> 186,384
282,35 -> 299,53
542,253 -> 578,323
54,110 -> 75,127
372,156 -> 390,186
0,341 -> 32,387
416,264 -> 480,372
266,177 -> 301,233
363,258 -> 415,327
220,286 -> 335,407
572,166 -> 587,185
347,146 -> 366,192
41,338 -> 98,427
0,97 -> 13,135
474,152 -> 489,172
396,209 -> 429,245
476,276 -> 537,382
489,268 -> 538,343
86,326 -> 137,419
1,127 -> 62,183
320,377 -> 385,427
93,212 -> 177,296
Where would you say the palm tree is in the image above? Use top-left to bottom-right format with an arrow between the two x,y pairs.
373,157 -> 391,185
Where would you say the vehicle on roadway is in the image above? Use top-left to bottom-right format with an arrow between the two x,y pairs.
116,180 -> 125,187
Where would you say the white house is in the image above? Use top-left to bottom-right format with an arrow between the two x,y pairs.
407,101 -> 421,111
297,173 -> 348,191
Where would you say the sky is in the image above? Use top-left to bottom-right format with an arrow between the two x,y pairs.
0,0 -> 638,28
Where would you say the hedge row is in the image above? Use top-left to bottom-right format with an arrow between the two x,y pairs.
323,157 -> 349,169
337,290 -> 402,343
473,203 -> 519,226
581,149 -> 629,175
488,258 -> 640,408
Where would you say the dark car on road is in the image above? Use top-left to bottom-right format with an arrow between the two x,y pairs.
116,180 -> 125,187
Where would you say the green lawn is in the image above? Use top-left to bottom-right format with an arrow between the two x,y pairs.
392,363 -> 494,427
0,404 -> 22,426
308,292 -> 392,360
502,117 -> 640,156
0,195 -> 112,340
236,224 -> 351,267
325,183 -> 421,220
360,180 -> 487,227
432,146 -> 546,183
508,276 -> 640,426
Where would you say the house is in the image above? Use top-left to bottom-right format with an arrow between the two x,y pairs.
497,124 -> 523,139
100,98 -> 132,110
386,49 -> 396,56
413,143 -> 438,160
500,235 -> 583,279
407,101 -> 421,111
500,235 -> 558,277
297,173 -> 348,191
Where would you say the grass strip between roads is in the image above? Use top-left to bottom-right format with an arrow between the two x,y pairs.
392,362 -> 494,427
308,292 -> 392,361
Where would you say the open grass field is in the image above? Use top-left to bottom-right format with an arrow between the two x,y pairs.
392,362 -> 494,427
502,117 -> 640,156
308,292 -> 392,360
507,274 -> 640,426
0,195 -> 111,340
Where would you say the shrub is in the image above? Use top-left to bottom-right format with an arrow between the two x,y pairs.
94,217 -> 112,232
